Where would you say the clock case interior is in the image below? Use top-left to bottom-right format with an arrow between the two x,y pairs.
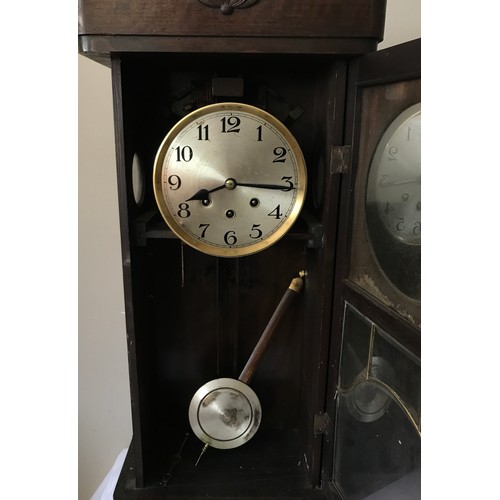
79,2 -> 420,497
112,52 -> 342,497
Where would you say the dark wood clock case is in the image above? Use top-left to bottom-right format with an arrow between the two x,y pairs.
79,1 -> 420,498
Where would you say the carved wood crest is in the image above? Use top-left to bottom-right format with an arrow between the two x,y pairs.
198,0 -> 260,15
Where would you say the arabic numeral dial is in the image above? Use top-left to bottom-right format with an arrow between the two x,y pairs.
153,102 -> 307,257
367,103 -> 421,245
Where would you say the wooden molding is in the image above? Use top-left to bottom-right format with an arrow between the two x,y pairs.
198,0 -> 260,15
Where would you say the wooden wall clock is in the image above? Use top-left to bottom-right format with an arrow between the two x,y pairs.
79,1 -> 420,498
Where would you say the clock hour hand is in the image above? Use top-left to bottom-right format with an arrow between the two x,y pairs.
186,184 -> 226,202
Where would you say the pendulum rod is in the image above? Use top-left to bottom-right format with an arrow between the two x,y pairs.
238,271 -> 305,384
192,271 -> 306,467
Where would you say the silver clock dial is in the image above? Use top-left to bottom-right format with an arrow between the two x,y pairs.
153,103 -> 307,257
367,103 -> 421,245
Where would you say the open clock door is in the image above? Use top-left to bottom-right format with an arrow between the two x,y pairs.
322,39 -> 421,499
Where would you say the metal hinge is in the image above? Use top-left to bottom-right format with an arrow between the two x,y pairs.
330,145 -> 352,174
314,412 -> 332,437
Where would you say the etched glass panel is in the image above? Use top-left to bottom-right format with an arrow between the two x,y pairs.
333,304 -> 421,499
372,328 -> 420,426
338,304 -> 372,388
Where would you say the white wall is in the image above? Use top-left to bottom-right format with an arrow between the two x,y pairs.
78,1 -> 421,497
378,0 -> 421,51
78,56 -> 132,499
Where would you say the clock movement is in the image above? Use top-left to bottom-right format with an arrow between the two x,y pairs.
79,1 -> 420,498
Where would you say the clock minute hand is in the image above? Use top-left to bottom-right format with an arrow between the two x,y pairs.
237,182 -> 294,191
186,179 -> 294,201
379,178 -> 420,188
